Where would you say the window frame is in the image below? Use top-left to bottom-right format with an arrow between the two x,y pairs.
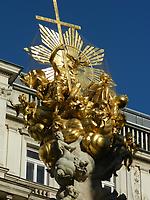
25,146 -> 49,185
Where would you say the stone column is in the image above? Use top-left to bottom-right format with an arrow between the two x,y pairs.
0,60 -> 22,168
75,178 -> 93,200
6,126 -> 22,176
0,84 -> 12,167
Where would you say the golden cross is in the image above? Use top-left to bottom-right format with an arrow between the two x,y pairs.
36,0 -> 81,91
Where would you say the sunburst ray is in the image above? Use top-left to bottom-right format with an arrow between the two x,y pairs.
24,25 -> 105,87
39,24 -> 60,50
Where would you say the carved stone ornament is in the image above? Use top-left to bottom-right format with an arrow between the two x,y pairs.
0,86 -> 12,99
133,166 -> 141,200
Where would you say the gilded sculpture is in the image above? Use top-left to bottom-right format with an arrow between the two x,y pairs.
14,1 -> 137,199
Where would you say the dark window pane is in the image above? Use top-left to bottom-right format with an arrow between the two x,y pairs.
125,125 -> 129,133
27,150 -> 39,160
26,162 -> 34,181
138,131 -> 141,148
37,165 -> 44,184
143,132 -> 146,150
104,185 -> 111,193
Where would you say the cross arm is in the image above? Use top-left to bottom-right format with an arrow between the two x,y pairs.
36,15 -> 81,30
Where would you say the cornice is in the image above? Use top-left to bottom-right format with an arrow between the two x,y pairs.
0,60 -> 22,85
134,151 -> 150,163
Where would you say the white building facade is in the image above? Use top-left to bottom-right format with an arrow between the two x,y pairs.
0,60 -> 149,200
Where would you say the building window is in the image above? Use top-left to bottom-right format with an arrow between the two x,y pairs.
26,147 -> 48,185
102,176 -> 115,193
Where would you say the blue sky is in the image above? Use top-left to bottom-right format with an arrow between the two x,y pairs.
0,0 -> 150,115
